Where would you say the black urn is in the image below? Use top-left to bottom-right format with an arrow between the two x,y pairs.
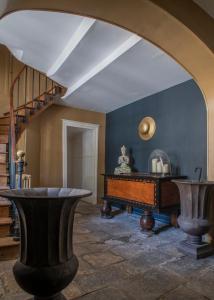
0,188 -> 92,300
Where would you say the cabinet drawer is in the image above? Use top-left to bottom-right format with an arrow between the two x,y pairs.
107,178 -> 155,205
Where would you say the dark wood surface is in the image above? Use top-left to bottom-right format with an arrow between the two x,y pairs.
103,173 -> 187,212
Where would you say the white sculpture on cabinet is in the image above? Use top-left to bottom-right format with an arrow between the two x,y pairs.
114,145 -> 131,174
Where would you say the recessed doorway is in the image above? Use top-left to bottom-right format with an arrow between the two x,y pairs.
62,119 -> 99,204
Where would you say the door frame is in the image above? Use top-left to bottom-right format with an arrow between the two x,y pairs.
62,119 -> 99,203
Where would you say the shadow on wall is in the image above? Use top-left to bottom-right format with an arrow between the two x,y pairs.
106,80 -> 207,180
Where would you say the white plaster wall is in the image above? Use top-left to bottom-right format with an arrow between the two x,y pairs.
67,128 -> 96,204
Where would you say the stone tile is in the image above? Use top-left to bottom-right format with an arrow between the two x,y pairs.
82,242 -> 112,254
158,243 -> 185,258
0,278 -> 5,298
3,293 -> 30,300
113,267 -> 185,300
104,238 -> 124,246
77,257 -> 95,276
0,260 -> 16,273
74,244 -> 92,256
82,251 -> 124,268
111,243 -> 146,260
63,281 -> 84,299
90,230 -> 112,242
0,270 -> 23,296
160,255 -> 214,280
74,287 -> 131,300
119,248 -> 174,274
75,261 -> 133,293
73,233 -> 100,244
186,268 -> 214,299
159,285 -> 209,300
74,227 -> 91,234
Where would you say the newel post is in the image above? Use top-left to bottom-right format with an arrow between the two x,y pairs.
13,150 -> 25,241
16,150 -> 25,189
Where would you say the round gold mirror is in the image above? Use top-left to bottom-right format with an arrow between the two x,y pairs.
138,117 -> 156,140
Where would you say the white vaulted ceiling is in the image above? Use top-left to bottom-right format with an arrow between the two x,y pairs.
0,10 -> 191,113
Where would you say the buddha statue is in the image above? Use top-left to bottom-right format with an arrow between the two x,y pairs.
114,145 -> 131,174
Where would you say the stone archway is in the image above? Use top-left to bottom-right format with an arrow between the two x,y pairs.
1,0 -> 214,178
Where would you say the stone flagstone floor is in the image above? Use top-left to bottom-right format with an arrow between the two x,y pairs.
1,201 -> 214,300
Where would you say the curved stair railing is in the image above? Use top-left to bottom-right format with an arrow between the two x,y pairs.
8,65 -> 65,188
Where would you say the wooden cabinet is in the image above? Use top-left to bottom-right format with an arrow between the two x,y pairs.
101,173 -> 186,231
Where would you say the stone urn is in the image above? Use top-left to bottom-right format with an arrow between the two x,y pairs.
0,188 -> 92,300
173,180 -> 214,259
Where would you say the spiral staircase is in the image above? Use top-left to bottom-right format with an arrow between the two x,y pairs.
0,65 -> 65,260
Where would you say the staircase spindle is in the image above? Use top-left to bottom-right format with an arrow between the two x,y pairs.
45,75 -> 48,92
24,67 -> 27,105
17,77 -> 20,108
39,72 -> 41,95
32,68 -> 35,100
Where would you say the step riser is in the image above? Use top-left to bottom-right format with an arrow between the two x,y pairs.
0,119 -> 10,125
0,207 -> 10,218
0,153 -> 7,163
0,127 -> 9,134
0,177 -> 8,186
0,244 -> 19,261
0,136 -> 8,144
0,154 -> 7,163
0,165 -> 7,173
0,144 -> 7,152
0,224 -> 11,237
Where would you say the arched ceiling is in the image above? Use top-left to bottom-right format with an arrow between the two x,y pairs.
0,10 -> 191,113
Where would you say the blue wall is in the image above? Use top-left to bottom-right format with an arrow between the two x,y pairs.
105,80 -> 207,179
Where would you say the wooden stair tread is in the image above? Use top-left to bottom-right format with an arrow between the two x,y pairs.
0,218 -> 12,225
0,199 -> 11,206
0,237 -> 19,247
0,237 -> 19,261
0,136 -> 8,144
34,98 -> 45,102
0,186 -> 9,190
0,135 -> 8,137
0,116 -> 9,120
0,174 -> 9,177
25,106 -> 36,109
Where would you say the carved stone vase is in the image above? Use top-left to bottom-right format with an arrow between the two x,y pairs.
173,180 -> 214,259
0,188 -> 92,300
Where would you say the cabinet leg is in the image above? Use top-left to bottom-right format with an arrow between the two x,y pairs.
101,200 -> 113,219
140,209 -> 155,231
127,205 -> 133,214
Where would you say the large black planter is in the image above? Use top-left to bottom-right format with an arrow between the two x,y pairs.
0,188 -> 92,300
173,180 -> 214,259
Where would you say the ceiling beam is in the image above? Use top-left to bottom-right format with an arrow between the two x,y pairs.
47,17 -> 95,77
63,34 -> 141,98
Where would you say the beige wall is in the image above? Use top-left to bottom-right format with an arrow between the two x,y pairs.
25,117 -> 41,187
24,104 -> 105,201
0,45 -> 23,115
